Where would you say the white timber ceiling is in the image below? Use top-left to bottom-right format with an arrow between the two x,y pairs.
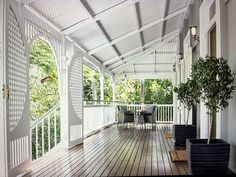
23,0 -> 190,77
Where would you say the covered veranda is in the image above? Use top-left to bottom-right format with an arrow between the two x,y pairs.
1,0 -> 236,176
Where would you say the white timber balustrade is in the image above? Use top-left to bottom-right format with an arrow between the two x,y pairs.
83,105 -> 116,136
120,104 -> 174,123
30,103 -> 61,160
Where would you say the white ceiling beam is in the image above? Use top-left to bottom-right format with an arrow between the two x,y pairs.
160,0 -> 168,40
131,0 -> 144,51
115,72 -> 175,81
109,61 -> 124,70
88,6 -> 187,55
24,4 -> 61,32
21,0 -> 38,4
104,47 -> 176,67
24,3 -> 113,76
108,30 -> 179,69
125,70 -> 174,73
77,0 -> 123,63
104,29 -> 178,66
103,46 -> 143,66
111,31 -> 179,73
62,0 -> 140,34
133,62 -> 175,65
179,0 -> 192,33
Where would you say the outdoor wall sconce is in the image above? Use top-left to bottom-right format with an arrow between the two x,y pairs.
190,26 -> 199,41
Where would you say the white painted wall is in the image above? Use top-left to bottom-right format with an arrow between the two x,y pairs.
199,0 -> 236,173
199,0 -> 225,139
226,0 -> 236,173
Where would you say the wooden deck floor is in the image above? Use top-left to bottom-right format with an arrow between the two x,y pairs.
24,124 -> 189,177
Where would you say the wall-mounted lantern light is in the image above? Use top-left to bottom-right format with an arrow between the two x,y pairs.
190,26 -> 199,41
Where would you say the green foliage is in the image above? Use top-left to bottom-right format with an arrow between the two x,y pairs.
30,38 -> 59,120
29,38 -> 60,159
191,56 -> 235,143
115,79 -> 173,104
174,79 -> 200,125
191,56 -> 235,113
31,111 -> 60,160
83,65 -> 113,102
116,79 -> 141,103
104,77 -> 112,102
83,65 -> 93,101
144,79 -> 173,104
174,79 -> 200,111
83,65 -> 101,101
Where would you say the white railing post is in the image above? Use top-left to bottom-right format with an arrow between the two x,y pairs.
54,112 -> 57,145
48,115 -> 50,151
36,125 -> 38,159
42,120 -> 44,156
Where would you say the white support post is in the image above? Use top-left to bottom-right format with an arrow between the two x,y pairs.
100,67 -> 104,103
61,38 -> 84,148
61,36 -> 69,148
173,76 -> 178,124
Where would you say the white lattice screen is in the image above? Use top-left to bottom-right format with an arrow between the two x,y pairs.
6,2 -> 30,176
24,20 -> 62,86
69,57 -> 83,120
8,7 -> 27,132
68,56 -> 83,147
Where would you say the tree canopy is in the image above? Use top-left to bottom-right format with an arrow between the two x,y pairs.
30,38 -> 59,120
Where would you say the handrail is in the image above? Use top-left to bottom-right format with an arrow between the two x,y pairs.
30,102 -> 61,160
31,102 -> 60,129
121,103 -> 173,107
116,104 -> 174,123
84,104 -> 115,108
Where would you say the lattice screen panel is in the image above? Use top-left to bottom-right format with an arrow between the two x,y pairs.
8,7 -> 27,132
25,20 -> 62,75
69,57 -> 83,120
6,4 -> 30,174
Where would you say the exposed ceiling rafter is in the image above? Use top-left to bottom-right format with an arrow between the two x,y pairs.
179,0 -> 192,33
23,3 -> 113,76
108,30 -> 179,71
130,0 -> 144,51
88,6 -> 187,55
78,0 -> 123,63
160,0 -> 169,40
114,72 -> 175,81
21,0 -> 38,4
111,31 -> 179,74
61,0 -> 140,34
103,29 -> 179,67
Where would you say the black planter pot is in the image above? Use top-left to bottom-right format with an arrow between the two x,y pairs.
186,139 -> 230,175
174,125 -> 196,146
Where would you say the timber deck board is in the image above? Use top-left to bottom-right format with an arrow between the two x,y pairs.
24,124 -> 189,177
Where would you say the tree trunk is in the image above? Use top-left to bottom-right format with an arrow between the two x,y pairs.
207,110 -> 213,144
185,109 -> 190,126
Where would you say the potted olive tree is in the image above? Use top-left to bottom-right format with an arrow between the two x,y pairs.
186,56 -> 235,175
173,78 -> 200,146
